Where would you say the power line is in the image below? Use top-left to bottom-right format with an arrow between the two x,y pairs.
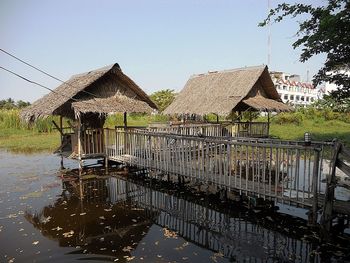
0,48 -> 100,98
0,66 -> 80,102
0,65 -> 143,114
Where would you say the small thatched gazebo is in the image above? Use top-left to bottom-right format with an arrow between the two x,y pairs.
21,63 -> 157,161
163,65 -> 291,137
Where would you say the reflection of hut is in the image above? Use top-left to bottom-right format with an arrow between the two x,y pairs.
21,63 -> 157,165
164,65 -> 291,137
25,176 -> 154,258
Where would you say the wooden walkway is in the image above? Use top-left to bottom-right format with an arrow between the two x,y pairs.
67,127 -> 350,232
104,128 -> 350,222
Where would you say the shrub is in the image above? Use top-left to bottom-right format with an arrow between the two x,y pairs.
272,112 -> 303,125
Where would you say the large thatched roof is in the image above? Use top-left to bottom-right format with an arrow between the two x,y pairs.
21,63 -> 157,122
164,65 -> 291,116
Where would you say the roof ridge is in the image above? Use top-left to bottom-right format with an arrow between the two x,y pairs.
190,65 -> 266,79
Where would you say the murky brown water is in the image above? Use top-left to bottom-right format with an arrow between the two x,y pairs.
0,150 -> 349,262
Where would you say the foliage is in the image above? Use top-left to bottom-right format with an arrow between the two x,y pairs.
0,98 -> 30,109
104,113 -> 170,127
272,112 -> 303,125
150,89 -> 176,112
0,109 -> 59,133
314,94 -> 350,113
260,0 -> 350,103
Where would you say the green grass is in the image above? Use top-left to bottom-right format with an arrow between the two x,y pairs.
269,119 -> 350,146
0,128 -> 60,153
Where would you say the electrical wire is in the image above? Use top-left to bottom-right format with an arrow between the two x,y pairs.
0,48 -> 100,98
0,66 -> 80,102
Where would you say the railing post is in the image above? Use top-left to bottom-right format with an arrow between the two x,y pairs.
320,141 -> 341,237
104,128 -> 109,168
308,148 -> 321,226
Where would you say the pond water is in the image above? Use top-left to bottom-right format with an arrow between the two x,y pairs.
0,150 -> 349,262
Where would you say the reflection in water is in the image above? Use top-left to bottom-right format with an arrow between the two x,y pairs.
24,168 -> 350,262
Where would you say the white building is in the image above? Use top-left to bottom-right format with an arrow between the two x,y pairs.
270,71 -> 324,107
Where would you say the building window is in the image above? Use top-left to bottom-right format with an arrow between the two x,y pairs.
284,94 -> 289,100
290,95 -> 294,100
301,96 -> 305,101
310,97 -> 314,102
306,97 -> 309,102
296,95 -> 300,101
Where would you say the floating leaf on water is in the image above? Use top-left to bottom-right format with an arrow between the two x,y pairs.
41,216 -> 52,224
32,241 -> 39,245
157,255 -> 162,258
7,214 -> 18,219
100,248 -> 107,251
52,226 -> 63,231
19,228 -> 24,232
104,208 -> 112,212
114,258 -> 119,261
131,219 -> 137,223
122,246 -> 132,252
70,214 -> 76,217
80,212 -> 86,216
124,256 -> 135,261
182,257 -> 188,260
99,216 -> 105,220
62,230 -> 74,238
155,241 -> 159,245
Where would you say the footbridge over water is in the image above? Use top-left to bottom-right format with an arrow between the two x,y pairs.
60,126 -> 350,235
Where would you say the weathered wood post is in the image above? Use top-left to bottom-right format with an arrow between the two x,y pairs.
308,148 -> 321,226
320,141 -> 341,237
267,111 -> 270,137
104,128 -> 109,169
77,118 -> 83,171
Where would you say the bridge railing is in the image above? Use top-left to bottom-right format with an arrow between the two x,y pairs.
147,122 -> 270,138
105,128 -> 335,209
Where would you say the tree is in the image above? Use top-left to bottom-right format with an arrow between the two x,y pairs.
260,0 -> 350,103
150,89 -> 177,112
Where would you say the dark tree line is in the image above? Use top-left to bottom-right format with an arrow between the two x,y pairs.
0,98 -> 30,110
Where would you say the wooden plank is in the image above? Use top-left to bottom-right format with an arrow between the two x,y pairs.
336,159 -> 350,176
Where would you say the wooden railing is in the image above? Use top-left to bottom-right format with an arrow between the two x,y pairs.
105,128 -> 335,214
147,122 -> 270,138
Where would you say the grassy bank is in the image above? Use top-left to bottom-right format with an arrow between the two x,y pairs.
0,109 -> 349,152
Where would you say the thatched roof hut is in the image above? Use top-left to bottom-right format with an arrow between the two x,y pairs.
21,63 -> 157,124
163,65 -> 291,116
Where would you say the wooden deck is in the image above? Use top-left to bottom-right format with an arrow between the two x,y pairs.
60,126 -> 350,233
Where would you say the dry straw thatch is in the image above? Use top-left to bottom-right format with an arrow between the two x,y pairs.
164,65 -> 291,116
21,63 -> 157,122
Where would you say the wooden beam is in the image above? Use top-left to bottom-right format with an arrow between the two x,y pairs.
123,112 -> 127,129
52,120 -> 63,136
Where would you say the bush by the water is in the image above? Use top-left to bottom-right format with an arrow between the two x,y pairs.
272,107 -> 350,126
272,112 -> 303,125
0,109 -> 57,133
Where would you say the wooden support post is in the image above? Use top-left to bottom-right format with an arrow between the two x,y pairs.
267,111 -> 270,137
59,116 -> 64,170
308,148 -> 321,226
104,128 -> 109,169
123,112 -> 128,130
320,141 -> 341,237
77,118 -> 83,171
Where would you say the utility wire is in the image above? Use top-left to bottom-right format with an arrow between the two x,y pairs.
0,65 -> 144,114
0,48 -> 100,98
0,66 -> 80,102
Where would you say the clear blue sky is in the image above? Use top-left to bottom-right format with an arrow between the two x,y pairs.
1,0 -> 325,102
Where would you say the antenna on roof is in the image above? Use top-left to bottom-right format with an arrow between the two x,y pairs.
267,0 -> 271,67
